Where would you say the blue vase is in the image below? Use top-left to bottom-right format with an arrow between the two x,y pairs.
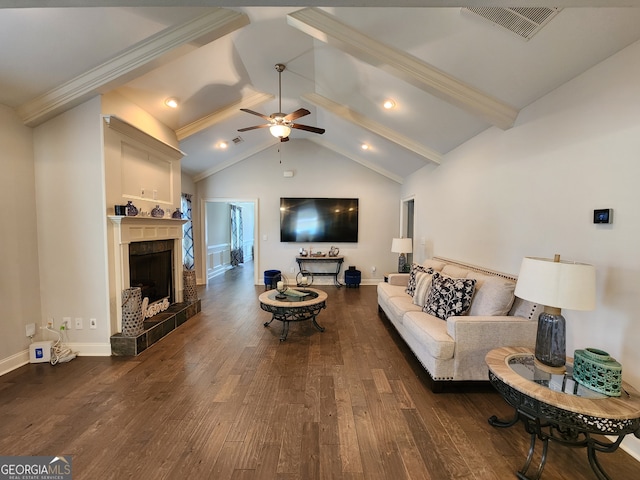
126,201 -> 138,216
151,205 -> 164,218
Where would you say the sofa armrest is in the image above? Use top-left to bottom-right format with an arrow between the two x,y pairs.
446,315 -> 538,381
387,273 -> 409,287
446,315 -> 537,345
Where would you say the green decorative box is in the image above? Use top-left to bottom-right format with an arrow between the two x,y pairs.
573,348 -> 622,397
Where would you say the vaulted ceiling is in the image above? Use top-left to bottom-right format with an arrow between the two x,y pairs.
3,1 -> 640,183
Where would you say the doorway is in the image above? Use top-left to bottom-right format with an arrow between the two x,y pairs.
401,197 -> 415,265
201,198 -> 259,285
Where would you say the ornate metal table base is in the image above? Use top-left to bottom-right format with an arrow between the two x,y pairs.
261,302 -> 326,341
489,370 -> 640,480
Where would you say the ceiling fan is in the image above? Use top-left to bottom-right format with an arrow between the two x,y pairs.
238,63 -> 325,142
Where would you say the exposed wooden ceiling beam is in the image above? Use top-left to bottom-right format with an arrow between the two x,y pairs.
302,92 -> 442,165
288,7 -> 519,130
176,91 -> 274,141
17,8 -> 249,127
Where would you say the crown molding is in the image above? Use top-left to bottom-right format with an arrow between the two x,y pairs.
17,8 -> 249,127
176,91 -> 274,141
289,8 -> 518,130
302,92 -> 442,166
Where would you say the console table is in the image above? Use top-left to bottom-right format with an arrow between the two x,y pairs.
296,255 -> 344,287
486,347 -> 640,480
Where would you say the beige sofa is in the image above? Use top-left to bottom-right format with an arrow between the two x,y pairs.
377,257 -> 542,391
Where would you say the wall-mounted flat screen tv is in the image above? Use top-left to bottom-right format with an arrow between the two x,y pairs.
280,197 -> 359,243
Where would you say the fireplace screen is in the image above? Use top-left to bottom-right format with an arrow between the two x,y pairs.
129,240 -> 173,305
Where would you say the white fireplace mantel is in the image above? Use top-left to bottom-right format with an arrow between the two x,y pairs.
108,215 -> 187,333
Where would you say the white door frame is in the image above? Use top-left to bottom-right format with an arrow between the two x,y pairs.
200,197 -> 260,285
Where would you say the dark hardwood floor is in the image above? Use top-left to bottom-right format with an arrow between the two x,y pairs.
1,262 -> 639,479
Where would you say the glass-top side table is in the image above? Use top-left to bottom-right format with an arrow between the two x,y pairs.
486,347 -> 640,480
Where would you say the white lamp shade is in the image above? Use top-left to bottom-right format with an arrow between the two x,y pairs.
270,124 -> 291,138
391,238 -> 413,254
514,256 -> 596,311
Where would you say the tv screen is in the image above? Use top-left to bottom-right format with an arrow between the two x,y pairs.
280,198 -> 359,243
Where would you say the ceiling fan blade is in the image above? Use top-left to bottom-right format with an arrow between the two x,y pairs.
291,123 -> 326,135
237,124 -> 271,132
284,108 -> 310,121
240,108 -> 271,121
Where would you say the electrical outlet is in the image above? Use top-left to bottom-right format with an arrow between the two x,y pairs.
153,189 -> 158,200
62,317 -> 71,330
372,266 -> 377,272
290,267 -> 295,273
89,318 -> 97,329
25,323 -> 36,338
140,188 -> 145,197
75,317 -> 83,329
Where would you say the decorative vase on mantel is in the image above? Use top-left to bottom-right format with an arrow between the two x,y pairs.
172,208 -> 183,219
151,205 -> 164,218
125,201 -> 138,217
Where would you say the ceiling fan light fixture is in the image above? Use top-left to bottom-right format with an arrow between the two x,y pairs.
270,124 -> 291,138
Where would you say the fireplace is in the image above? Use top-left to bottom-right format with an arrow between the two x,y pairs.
108,216 -> 187,335
129,240 -> 174,305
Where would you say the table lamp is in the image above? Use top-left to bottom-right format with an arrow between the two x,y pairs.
391,238 -> 413,273
514,254 -> 596,371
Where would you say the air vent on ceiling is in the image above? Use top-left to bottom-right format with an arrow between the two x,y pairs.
463,7 -> 562,41
232,136 -> 243,144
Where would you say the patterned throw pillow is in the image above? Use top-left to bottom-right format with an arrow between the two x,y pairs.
405,264 -> 434,297
423,273 -> 477,320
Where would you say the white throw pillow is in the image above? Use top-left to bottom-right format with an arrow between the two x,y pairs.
466,273 -> 515,316
412,271 -> 434,307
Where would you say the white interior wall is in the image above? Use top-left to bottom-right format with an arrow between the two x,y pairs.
196,140 -> 402,284
0,106 -> 41,373
403,39 -> 640,459
33,97 -> 111,355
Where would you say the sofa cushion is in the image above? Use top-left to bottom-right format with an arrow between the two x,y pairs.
441,264 -> 471,278
412,271 -> 434,307
388,296 -> 423,324
466,273 -> 515,316
405,264 -> 433,297
424,273 -> 477,320
403,311 -> 455,360
377,282 -> 409,306
421,259 -> 446,272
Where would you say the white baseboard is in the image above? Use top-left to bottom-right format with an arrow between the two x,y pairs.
0,350 -> 30,376
1,343 -> 112,377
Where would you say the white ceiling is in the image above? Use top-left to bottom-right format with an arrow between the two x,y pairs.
3,2 -> 640,182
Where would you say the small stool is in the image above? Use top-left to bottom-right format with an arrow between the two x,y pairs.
264,269 -> 281,290
344,269 -> 361,288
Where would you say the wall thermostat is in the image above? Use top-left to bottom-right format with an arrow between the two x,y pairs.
593,208 -> 612,224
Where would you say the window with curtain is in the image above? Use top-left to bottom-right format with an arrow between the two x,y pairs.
181,193 -> 194,270
230,204 -> 244,267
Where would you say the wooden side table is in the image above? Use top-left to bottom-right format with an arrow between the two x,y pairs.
486,347 -> 640,480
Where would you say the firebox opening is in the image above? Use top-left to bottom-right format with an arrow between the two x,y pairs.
129,240 -> 174,305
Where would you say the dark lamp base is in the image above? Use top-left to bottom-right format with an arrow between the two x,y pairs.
534,311 -> 566,369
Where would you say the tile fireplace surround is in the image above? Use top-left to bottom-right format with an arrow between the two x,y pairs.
107,215 -> 200,355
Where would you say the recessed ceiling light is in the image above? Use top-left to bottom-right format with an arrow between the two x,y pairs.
383,99 -> 396,110
361,143 -> 370,151
164,97 -> 179,108
217,141 -> 228,149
